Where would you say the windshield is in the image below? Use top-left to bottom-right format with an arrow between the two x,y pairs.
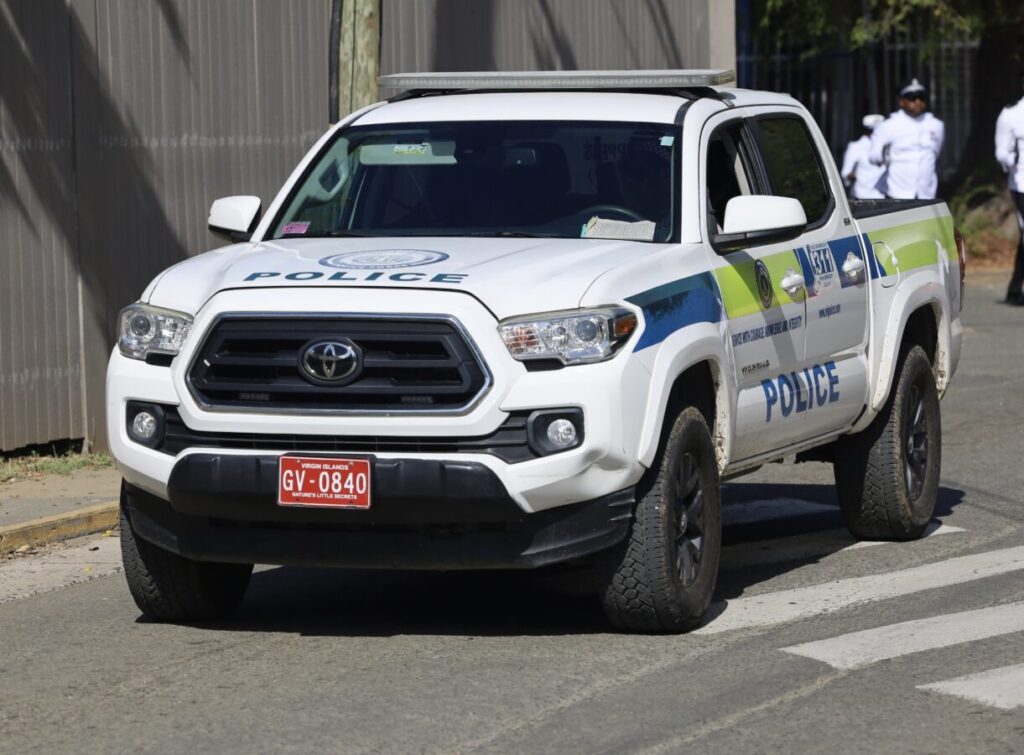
269,121 -> 679,243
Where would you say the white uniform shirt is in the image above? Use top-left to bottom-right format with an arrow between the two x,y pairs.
840,135 -> 885,199
869,110 -> 945,199
995,96 -> 1024,193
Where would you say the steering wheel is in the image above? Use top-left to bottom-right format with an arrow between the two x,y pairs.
577,204 -> 646,222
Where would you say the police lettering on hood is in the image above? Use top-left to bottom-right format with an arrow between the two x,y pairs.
869,78 -> 945,200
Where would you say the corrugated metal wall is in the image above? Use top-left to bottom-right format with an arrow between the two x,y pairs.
379,0 -> 734,81
3,0 -> 731,452
0,1 -> 83,451
0,0 -> 329,451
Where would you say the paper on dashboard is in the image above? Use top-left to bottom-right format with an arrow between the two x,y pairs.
581,216 -> 656,241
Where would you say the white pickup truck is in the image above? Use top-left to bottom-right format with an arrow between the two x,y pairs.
108,70 -> 965,632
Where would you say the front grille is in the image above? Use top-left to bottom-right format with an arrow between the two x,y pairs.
159,407 -> 536,463
187,315 -> 489,413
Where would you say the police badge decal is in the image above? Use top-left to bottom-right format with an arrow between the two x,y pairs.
755,259 -> 774,309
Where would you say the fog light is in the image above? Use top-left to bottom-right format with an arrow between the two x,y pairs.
126,402 -> 166,448
526,408 -> 584,456
132,411 -> 157,441
546,418 -> 577,448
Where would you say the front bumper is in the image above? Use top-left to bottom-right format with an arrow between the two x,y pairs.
124,454 -> 634,569
108,288 -> 652,513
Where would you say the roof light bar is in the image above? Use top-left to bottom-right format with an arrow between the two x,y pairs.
379,69 -> 736,91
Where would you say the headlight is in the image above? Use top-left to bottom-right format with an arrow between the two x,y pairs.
117,304 -> 192,361
498,307 -> 638,365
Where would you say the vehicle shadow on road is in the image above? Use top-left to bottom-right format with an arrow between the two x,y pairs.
215,565 -> 611,636
160,483 -> 965,637
715,482 -> 967,602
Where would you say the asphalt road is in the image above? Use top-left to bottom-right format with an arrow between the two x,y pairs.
2,274 -> 1022,754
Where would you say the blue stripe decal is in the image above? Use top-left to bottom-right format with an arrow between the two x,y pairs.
863,232 -> 887,279
827,235 -> 862,288
626,272 -> 723,351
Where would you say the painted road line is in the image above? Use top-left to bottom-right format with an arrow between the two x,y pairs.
917,662 -> 1024,710
780,601 -> 1024,669
0,535 -> 122,604
722,498 -> 836,526
845,522 -> 964,549
696,544 -> 1024,635
721,521 -> 963,570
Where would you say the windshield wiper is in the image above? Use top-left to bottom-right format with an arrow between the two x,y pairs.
279,230 -> 369,238
466,231 -> 560,238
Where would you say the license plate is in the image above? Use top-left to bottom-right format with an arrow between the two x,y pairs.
278,456 -> 372,509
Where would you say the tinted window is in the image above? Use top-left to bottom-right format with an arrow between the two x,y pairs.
706,122 -> 753,231
270,121 -> 680,243
757,117 -> 830,223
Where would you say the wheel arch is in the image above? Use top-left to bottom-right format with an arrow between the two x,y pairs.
867,280 -> 951,416
636,331 -> 734,472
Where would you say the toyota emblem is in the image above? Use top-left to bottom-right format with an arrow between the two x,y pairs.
299,339 -> 360,384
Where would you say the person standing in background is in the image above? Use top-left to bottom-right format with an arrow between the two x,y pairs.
869,79 -> 944,199
995,72 -> 1024,306
841,114 -> 886,199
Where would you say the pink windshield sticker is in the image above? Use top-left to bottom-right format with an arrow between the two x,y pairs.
282,221 -> 310,235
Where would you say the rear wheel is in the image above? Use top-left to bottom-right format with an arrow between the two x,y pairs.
598,407 -> 721,632
120,483 -> 252,621
834,345 -> 941,540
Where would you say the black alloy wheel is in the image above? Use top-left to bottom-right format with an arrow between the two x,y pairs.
674,452 -> 705,588
903,383 -> 929,501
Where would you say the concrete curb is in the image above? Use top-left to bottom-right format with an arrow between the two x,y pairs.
0,501 -> 119,555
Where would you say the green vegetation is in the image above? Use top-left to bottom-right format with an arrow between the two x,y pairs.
0,450 -> 114,483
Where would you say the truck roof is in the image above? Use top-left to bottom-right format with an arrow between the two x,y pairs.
357,89 -> 802,127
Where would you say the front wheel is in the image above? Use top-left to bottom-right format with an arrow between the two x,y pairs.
598,406 -> 722,633
120,483 -> 253,622
834,345 -> 941,540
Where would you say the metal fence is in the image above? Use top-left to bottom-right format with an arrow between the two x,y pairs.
737,22 -> 978,185
0,0 -> 328,451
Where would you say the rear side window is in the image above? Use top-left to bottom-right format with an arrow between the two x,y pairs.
756,117 -> 831,224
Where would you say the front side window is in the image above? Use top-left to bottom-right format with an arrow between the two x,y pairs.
706,122 -> 755,232
756,117 -> 831,224
269,121 -> 679,243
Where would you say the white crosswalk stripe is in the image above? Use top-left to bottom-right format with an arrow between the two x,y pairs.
917,663 -> 1024,710
780,601 -> 1024,669
696,544 -> 1024,634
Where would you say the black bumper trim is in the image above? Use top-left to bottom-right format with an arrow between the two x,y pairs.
127,453 -> 634,569
155,405 -> 539,463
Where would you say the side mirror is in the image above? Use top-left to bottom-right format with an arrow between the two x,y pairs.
208,196 -> 261,242
712,195 -> 807,253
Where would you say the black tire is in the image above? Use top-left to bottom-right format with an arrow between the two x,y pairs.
834,345 -> 941,540
598,406 -> 722,633
120,484 -> 253,621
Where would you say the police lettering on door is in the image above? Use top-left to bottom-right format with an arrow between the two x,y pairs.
761,361 -> 840,422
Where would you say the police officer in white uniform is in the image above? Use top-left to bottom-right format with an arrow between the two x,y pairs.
995,71 -> 1024,305
841,114 -> 886,199
869,79 -> 945,199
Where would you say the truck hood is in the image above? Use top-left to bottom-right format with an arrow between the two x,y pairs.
145,236 -> 673,319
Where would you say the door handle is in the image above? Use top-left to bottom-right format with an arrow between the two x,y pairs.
842,253 -> 866,281
780,269 -> 805,297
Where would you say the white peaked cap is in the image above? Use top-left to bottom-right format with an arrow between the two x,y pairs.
900,78 -> 928,97
862,114 -> 884,130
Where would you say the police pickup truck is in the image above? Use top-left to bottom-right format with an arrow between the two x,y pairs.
109,70 -> 965,632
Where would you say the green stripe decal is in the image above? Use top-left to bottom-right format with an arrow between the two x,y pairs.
712,249 -> 803,319
866,216 -> 954,274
